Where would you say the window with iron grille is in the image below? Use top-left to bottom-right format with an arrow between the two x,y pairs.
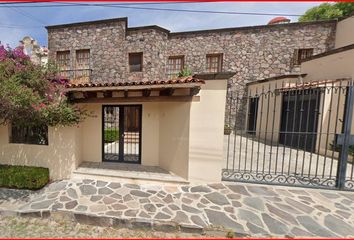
167,56 -> 184,79
75,49 -> 90,80
129,52 -> 143,72
56,51 -> 70,79
10,124 -> 48,145
293,48 -> 314,65
206,53 -> 223,73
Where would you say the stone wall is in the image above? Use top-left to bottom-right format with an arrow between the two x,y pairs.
47,18 -> 337,128
168,22 -> 336,93
47,18 -> 337,93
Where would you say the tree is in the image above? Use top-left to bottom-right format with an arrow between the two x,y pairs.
0,44 -> 89,127
299,2 -> 354,22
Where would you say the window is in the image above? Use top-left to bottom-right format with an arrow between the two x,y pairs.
129,52 -> 143,72
206,53 -> 223,73
167,56 -> 184,79
293,48 -> 314,65
76,49 -> 90,69
10,124 -> 48,145
75,49 -> 90,80
247,97 -> 259,134
56,51 -> 70,70
56,51 -> 70,79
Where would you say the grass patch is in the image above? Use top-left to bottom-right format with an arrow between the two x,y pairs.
0,165 -> 49,190
104,128 -> 119,143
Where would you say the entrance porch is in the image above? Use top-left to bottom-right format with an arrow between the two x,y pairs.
72,161 -> 188,184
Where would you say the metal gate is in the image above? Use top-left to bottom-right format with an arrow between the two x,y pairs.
102,105 -> 142,163
222,79 -> 354,191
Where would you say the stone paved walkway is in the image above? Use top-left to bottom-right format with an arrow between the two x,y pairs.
0,180 -> 354,238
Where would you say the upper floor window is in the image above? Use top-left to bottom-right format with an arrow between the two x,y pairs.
75,49 -> 90,81
167,56 -> 184,79
56,51 -> 70,70
206,53 -> 223,73
129,52 -> 143,72
10,124 -> 48,145
293,48 -> 314,65
76,49 -> 90,69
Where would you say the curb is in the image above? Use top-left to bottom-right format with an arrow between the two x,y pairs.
0,209 -> 209,234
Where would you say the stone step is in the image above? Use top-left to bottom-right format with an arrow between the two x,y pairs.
72,166 -> 189,185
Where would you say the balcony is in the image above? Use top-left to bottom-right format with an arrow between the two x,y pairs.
59,69 -> 92,83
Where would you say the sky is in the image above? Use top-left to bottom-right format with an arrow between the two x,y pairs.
0,2 -> 325,47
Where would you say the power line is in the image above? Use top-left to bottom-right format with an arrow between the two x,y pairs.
4,6 -> 46,25
0,24 -> 42,29
0,1 -> 205,5
0,2 -> 302,17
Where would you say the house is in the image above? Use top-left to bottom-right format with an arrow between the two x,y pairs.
245,14 -> 354,155
20,36 -> 48,66
0,17 -> 343,183
224,14 -> 354,189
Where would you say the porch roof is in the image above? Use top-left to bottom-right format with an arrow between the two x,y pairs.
65,76 -> 205,103
65,76 -> 205,92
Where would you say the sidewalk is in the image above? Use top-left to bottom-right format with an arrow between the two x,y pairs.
0,179 -> 353,237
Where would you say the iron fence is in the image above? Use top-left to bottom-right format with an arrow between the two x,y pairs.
222,79 -> 354,190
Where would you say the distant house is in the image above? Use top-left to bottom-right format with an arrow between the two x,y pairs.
20,36 -> 48,66
0,16 -> 344,183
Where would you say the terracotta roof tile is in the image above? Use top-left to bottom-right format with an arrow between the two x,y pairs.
65,76 -> 204,89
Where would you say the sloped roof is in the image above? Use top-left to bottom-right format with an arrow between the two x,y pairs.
65,76 -> 204,90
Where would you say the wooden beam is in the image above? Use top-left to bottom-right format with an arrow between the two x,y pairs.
83,91 -> 97,99
73,96 -> 200,104
160,88 -> 175,96
143,89 -> 151,97
103,91 -> 112,98
124,90 -> 128,98
190,86 -> 201,96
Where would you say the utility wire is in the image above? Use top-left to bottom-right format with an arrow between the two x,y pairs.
4,6 -> 46,25
0,2 -> 302,16
0,1 -> 207,5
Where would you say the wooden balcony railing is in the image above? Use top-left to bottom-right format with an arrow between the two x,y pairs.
59,69 -> 92,83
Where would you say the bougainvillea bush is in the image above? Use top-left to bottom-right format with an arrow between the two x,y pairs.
0,44 -> 88,127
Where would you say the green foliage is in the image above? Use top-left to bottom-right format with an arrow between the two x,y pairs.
330,141 -> 354,156
336,2 -> 354,16
0,165 -> 49,190
0,44 -> 89,127
178,67 -> 193,77
104,128 -> 119,143
299,2 -> 354,22
225,230 -> 235,238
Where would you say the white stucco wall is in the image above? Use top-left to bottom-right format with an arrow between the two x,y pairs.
301,48 -> 354,81
0,125 -> 82,181
0,81 -> 228,182
189,80 -> 228,182
335,15 -> 354,49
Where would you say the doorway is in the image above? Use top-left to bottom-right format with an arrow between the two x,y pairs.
279,89 -> 321,152
102,105 -> 142,163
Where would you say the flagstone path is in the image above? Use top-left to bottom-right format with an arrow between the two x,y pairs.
0,179 -> 353,238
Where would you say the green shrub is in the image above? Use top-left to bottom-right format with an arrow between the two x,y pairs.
178,67 -> 193,77
0,165 -> 49,190
104,128 -> 119,143
330,141 -> 354,156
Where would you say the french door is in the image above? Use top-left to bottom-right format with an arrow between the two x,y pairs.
102,105 -> 142,163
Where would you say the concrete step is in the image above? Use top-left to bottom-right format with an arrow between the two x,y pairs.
72,163 -> 189,185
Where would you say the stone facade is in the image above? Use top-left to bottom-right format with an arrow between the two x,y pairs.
47,17 -> 337,93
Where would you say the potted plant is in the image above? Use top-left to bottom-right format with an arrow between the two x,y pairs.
224,124 -> 232,135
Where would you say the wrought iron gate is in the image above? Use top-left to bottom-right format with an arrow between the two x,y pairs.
222,79 -> 354,191
102,105 -> 142,163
